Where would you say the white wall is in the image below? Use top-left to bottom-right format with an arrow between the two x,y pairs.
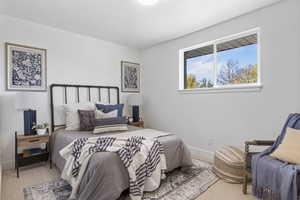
141,0 -> 300,160
0,15 -> 140,168
1,0 -> 299,167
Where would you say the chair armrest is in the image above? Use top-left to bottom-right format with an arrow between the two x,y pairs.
244,140 -> 275,173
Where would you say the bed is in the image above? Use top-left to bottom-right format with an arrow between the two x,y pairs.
50,84 -> 193,200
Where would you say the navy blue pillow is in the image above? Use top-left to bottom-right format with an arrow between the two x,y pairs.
95,104 -> 124,117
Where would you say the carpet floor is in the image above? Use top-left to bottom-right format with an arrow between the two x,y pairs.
23,160 -> 218,200
1,161 -> 255,200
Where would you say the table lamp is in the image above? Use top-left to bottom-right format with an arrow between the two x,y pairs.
15,93 -> 37,135
127,94 -> 143,122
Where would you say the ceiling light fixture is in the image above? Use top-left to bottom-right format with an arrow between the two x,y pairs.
138,0 -> 158,6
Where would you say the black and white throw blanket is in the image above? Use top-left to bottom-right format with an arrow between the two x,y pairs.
60,129 -> 168,200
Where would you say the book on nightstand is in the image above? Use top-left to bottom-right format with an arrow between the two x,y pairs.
23,148 -> 43,158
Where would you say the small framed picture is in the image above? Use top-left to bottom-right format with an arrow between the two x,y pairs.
121,61 -> 140,93
6,43 -> 47,91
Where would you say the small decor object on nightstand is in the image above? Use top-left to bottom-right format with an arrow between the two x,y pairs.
15,93 -> 40,135
127,94 -> 143,122
6,43 -> 47,91
32,122 -> 49,135
15,131 -> 52,178
121,61 -> 140,93
128,120 -> 144,128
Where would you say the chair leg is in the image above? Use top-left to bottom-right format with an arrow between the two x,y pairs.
243,174 -> 248,194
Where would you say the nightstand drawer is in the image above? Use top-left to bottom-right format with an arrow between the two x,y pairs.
18,135 -> 49,147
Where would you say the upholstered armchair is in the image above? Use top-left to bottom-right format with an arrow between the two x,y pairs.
243,113 -> 300,200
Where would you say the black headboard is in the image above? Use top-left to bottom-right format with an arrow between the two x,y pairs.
50,83 -> 120,132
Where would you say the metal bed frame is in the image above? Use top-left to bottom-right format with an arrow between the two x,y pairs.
50,83 -> 120,132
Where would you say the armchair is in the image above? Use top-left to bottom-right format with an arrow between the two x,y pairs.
243,114 -> 300,200
243,140 -> 275,194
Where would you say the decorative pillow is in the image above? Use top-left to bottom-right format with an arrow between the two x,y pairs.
95,104 -> 124,117
78,110 -> 96,131
93,117 -> 128,134
95,109 -> 118,119
65,111 -> 80,131
64,103 -> 95,131
270,127 -> 300,164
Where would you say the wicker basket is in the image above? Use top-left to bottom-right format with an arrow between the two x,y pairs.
212,146 -> 245,184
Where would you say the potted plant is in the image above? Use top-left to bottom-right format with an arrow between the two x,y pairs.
32,122 -> 49,135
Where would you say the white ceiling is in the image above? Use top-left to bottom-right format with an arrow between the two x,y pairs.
1,0 -> 280,49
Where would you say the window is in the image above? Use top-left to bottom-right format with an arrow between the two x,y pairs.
179,29 -> 261,92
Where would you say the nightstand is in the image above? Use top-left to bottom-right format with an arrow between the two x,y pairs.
128,121 -> 144,128
15,132 -> 52,178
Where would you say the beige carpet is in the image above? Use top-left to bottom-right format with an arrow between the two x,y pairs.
1,163 -> 255,200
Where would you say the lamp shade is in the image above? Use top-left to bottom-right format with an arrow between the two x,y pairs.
15,92 -> 38,110
127,94 -> 143,106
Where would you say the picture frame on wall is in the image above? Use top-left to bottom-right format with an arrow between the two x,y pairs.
6,43 -> 47,91
121,61 -> 140,93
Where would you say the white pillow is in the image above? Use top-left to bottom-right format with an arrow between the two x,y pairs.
95,109 -> 118,119
93,124 -> 128,134
65,111 -> 80,131
64,103 -> 96,131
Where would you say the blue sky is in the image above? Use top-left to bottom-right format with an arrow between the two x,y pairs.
186,44 -> 257,83
186,53 -> 214,83
217,44 -> 257,68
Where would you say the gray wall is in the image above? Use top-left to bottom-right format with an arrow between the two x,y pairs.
0,15 -> 140,168
141,0 -> 300,158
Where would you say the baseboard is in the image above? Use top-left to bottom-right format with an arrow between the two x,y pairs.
188,146 -> 214,164
2,160 -> 14,170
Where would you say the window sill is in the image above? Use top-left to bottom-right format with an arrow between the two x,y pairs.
177,84 -> 263,94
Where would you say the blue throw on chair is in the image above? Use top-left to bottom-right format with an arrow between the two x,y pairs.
252,113 -> 300,200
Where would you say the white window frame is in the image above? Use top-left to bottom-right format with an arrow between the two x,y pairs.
178,28 -> 262,94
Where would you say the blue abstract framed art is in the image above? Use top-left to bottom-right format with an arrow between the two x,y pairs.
6,43 -> 47,91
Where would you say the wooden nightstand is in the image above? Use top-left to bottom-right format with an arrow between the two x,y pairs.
15,132 -> 52,178
128,121 -> 144,128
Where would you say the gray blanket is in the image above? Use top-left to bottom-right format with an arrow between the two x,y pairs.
252,113 -> 300,200
52,126 -> 193,200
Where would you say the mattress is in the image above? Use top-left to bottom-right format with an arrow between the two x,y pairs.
52,126 -> 193,200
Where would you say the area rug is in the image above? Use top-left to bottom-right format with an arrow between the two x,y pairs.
24,160 -> 219,200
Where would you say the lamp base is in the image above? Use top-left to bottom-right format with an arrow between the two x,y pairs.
24,110 -> 37,136
132,106 -> 140,122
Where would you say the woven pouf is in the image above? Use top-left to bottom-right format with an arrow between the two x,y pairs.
212,146 -> 244,184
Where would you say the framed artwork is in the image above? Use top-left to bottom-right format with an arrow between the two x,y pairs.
121,61 -> 140,93
6,43 -> 47,91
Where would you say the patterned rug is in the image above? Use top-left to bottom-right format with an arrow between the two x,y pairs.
24,160 -> 219,200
